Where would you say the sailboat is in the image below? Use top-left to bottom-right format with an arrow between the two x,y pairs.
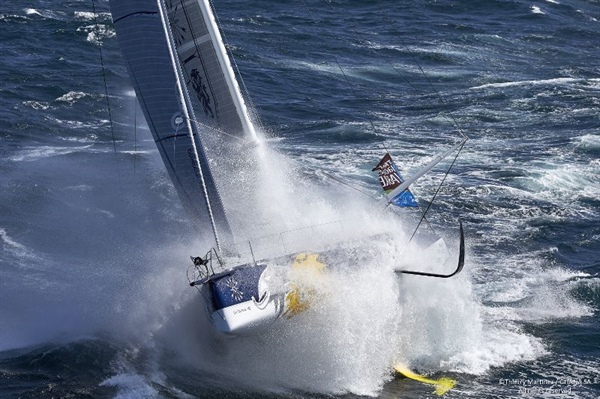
108,0 -> 466,335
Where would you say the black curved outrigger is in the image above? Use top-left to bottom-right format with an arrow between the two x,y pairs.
396,221 -> 465,278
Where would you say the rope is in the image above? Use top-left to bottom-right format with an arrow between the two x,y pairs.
320,171 -> 380,201
157,0 -> 224,252
208,0 -> 267,135
133,97 -> 137,176
409,140 -> 466,242
91,0 -> 119,157
370,0 -> 468,140
186,115 -> 256,146
298,0 -> 383,138
308,0 -> 469,239
331,56 -> 380,135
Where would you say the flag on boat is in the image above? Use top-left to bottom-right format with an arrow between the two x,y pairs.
372,153 -> 419,207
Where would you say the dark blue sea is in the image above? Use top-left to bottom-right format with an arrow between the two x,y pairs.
1,0 -> 599,398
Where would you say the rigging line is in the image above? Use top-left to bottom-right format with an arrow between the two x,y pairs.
357,37 -> 455,130
208,0 -> 266,135
371,0 -> 468,140
157,0 -> 224,253
386,149 -> 440,234
133,97 -> 137,176
307,1 -> 440,228
318,0 -> 468,141
298,1 -> 435,216
173,0 -> 243,230
312,0 -> 468,235
396,37 -> 468,139
382,199 -> 438,236
91,0 -> 119,159
379,149 -> 437,235
368,49 -> 458,128
186,115 -> 256,146
331,56 -> 381,135
320,171 -> 380,201
299,0 -> 382,136
409,140 -> 466,242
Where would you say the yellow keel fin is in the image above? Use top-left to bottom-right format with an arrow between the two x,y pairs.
394,364 -> 456,396
283,253 -> 326,318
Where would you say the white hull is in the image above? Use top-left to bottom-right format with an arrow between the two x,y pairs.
195,262 -> 287,335
210,294 -> 283,334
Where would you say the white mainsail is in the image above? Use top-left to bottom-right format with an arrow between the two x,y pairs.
167,0 -> 257,139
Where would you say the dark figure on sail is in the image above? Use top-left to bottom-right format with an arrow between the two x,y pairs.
189,68 -> 215,119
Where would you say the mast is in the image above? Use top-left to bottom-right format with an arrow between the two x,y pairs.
197,0 -> 257,141
157,0 -> 224,251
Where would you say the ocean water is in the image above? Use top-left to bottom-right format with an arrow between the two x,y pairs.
1,0 -> 599,398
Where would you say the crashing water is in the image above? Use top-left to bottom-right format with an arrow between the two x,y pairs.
1,0 -> 599,398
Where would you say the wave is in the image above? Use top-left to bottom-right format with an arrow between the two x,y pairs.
531,6 -> 546,15
22,8 -> 67,21
0,228 -> 26,251
100,373 -> 158,399
575,134 -> 600,150
22,101 -> 51,110
46,116 -> 110,131
0,13 -> 28,22
0,227 -> 42,271
529,164 -> 600,203
23,8 -> 42,16
486,263 -> 594,320
76,24 -> 116,45
73,11 -> 112,21
470,77 -> 582,90
9,145 -> 94,162
55,91 -> 91,104
58,134 -> 100,144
